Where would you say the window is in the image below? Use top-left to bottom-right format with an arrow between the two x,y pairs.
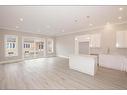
47,38 -> 54,53
4,35 -> 18,57
38,42 -> 44,50
23,37 -> 45,58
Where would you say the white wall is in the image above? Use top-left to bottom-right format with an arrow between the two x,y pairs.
56,35 -> 75,57
56,23 -> 127,57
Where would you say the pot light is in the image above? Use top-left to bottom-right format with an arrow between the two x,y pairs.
119,7 -> 123,11
20,18 -> 23,22
75,38 -> 78,41
86,37 -> 90,39
89,23 -> 93,26
62,29 -> 65,32
16,26 -> 19,28
46,25 -> 50,28
38,29 -> 41,32
105,22 -> 113,30
106,22 -> 110,25
118,16 -> 122,20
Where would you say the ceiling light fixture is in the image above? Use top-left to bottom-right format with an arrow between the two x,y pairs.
106,22 -> 110,25
75,38 -> 78,41
46,25 -> 50,28
89,23 -> 93,26
119,7 -> 123,11
106,22 -> 113,30
16,26 -> 19,28
62,29 -> 65,32
38,29 -> 41,32
118,16 -> 122,20
20,18 -> 23,22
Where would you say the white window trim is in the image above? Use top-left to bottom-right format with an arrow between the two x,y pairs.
4,35 -> 18,57
47,38 -> 54,53
22,36 -> 46,58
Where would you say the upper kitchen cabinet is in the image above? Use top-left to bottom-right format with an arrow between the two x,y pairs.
116,31 -> 127,48
90,34 -> 101,48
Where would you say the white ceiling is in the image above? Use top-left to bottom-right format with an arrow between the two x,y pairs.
0,6 -> 127,36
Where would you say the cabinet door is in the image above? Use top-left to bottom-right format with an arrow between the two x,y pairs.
116,31 -> 127,48
90,34 -> 101,48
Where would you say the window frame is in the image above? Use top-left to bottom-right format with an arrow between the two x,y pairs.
47,38 -> 54,53
4,35 -> 18,57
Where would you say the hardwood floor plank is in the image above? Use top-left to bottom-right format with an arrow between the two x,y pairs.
0,57 -> 127,90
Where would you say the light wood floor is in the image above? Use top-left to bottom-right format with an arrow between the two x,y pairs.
0,57 -> 127,90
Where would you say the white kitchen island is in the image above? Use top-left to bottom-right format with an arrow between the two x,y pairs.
69,55 -> 98,76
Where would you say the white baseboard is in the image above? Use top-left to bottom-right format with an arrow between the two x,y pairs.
57,55 -> 69,59
0,59 -> 23,64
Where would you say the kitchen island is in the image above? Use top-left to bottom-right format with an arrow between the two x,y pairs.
69,54 -> 98,76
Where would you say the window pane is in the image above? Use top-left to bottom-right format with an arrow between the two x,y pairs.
10,43 -> 12,48
13,43 -> 15,48
24,44 -> 25,48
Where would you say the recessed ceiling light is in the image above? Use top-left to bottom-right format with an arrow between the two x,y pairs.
75,38 -> 78,41
62,29 -> 65,32
16,26 -> 19,28
46,25 -> 50,28
105,22 -> 113,30
106,22 -> 110,25
20,18 -> 23,22
38,29 -> 41,32
86,37 -> 90,39
118,16 -> 122,20
89,23 -> 93,26
119,7 -> 123,11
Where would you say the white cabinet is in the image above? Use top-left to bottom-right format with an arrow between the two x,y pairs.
99,54 -> 127,72
69,55 -> 98,76
116,31 -> 127,48
90,34 -> 101,48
